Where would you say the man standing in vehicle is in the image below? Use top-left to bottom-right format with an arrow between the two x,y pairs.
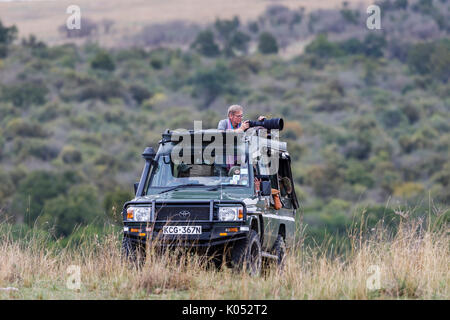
217,105 -> 265,132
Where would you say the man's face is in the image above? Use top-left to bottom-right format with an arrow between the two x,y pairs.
230,111 -> 243,126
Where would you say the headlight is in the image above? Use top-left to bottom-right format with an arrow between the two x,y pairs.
218,206 -> 243,221
126,206 -> 151,222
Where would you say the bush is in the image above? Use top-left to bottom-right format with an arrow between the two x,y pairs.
2,82 -> 48,108
129,84 -> 153,105
191,61 -> 239,108
0,169 -> 14,200
407,39 -> 450,82
362,33 -> 387,58
90,50 -> 115,71
12,138 -> 60,161
379,108 -> 408,128
0,20 -> 17,57
393,182 -> 425,199
4,119 -> 48,140
258,32 -> 279,55
76,79 -> 125,102
103,188 -> 133,224
12,171 -> 82,225
190,30 -> 220,57
225,31 -> 251,56
305,34 -> 342,58
60,145 -> 83,164
41,184 -> 102,237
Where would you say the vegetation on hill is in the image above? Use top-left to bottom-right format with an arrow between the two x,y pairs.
0,0 -> 448,246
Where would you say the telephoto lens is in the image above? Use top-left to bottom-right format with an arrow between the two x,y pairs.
248,118 -> 284,131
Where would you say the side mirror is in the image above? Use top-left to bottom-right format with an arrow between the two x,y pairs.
134,182 -> 139,195
260,180 -> 271,196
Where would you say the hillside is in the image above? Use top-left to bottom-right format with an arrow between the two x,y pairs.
0,0 -> 371,47
0,0 -> 449,247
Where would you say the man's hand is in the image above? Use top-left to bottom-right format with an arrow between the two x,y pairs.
258,115 -> 266,121
237,120 -> 250,132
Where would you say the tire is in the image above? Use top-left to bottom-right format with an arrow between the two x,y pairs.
122,236 -> 145,267
231,230 -> 262,276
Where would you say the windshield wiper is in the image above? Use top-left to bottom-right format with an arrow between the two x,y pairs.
158,183 -> 207,194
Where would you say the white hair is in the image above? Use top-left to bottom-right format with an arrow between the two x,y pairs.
227,105 -> 243,117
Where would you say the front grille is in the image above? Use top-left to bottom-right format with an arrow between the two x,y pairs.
155,204 -> 210,221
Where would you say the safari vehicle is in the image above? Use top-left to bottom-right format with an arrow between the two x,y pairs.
122,118 -> 299,274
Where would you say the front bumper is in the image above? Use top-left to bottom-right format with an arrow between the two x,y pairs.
122,199 -> 249,247
123,221 -> 249,247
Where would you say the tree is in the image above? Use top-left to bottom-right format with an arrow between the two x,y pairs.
104,188 -> 133,224
407,39 -> 450,82
90,50 -> 115,71
430,39 -> 450,82
258,32 -> 279,54
214,16 -> 240,42
0,20 -> 17,57
191,30 -> 220,57
224,31 -> 251,57
41,185 -> 102,237
362,33 -> 386,58
305,34 -> 341,58
191,61 -> 239,108
12,171 -> 81,225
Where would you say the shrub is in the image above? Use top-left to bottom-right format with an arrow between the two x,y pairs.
4,119 -> 47,140
0,20 -> 17,57
379,108 -> 408,128
258,32 -> 279,55
340,4 -> 360,25
12,139 -> 60,161
393,182 -> 425,199
305,34 -> 342,58
191,61 -> 239,108
225,31 -> 251,56
407,39 -> 450,82
0,169 -> 14,200
429,39 -> 450,82
76,79 -> 125,102
214,16 -> 240,41
190,30 -> 220,57
339,38 -> 364,55
362,33 -> 387,58
90,50 -> 115,71
12,171 -> 82,225
61,146 -> 83,164
129,84 -> 153,105
2,82 -> 48,108
41,184 -> 102,237
103,188 -> 133,224
305,163 -> 343,199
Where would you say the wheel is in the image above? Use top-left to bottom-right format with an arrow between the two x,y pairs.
231,230 -> 262,276
122,235 -> 146,267
273,235 -> 286,270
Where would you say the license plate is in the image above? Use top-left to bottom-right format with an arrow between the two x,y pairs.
163,226 -> 202,235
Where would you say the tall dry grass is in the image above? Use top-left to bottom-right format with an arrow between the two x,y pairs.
0,214 -> 448,299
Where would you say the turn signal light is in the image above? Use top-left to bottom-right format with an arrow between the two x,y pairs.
226,228 -> 238,233
219,233 -> 227,236
130,228 -> 139,233
238,209 -> 243,219
127,208 -> 134,220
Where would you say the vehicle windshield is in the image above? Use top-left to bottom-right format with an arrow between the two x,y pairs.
145,142 -> 250,193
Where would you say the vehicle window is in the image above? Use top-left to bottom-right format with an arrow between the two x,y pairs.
145,143 -> 250,193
